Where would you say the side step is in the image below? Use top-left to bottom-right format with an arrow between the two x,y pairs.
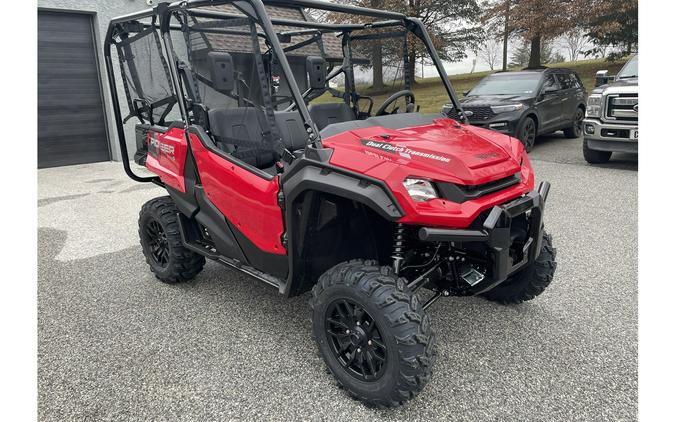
176,214 -> 282,290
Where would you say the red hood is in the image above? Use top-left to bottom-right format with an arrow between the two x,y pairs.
321,118 -> 522,186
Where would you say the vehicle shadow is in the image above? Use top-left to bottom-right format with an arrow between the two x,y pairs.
38,225 -> 567,419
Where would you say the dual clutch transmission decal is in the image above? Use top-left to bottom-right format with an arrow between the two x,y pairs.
360,139 -> 451,163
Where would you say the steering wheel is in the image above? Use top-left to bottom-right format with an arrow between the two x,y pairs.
375,90 -> 416,116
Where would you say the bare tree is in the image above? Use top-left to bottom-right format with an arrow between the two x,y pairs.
476,37 -> 502,70
597,44 -> 609,59
559,30 -> 586,61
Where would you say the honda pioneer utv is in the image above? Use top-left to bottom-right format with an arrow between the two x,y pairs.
105,0 -> 557,407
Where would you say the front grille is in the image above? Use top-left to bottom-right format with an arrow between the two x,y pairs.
437,173 -> 521,203
606,94 -> 638,122
463,106 -> 495,122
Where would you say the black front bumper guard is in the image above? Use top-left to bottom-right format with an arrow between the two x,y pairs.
418,181 -> 550,293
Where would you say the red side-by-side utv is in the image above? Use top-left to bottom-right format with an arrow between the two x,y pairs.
104,0 -> 557,407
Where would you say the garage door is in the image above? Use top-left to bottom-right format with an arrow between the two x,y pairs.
38,11 -> 110,168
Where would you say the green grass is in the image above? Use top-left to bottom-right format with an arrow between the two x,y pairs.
313,58 -> 629,114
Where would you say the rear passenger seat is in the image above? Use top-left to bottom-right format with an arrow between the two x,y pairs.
207,107 -> 308,173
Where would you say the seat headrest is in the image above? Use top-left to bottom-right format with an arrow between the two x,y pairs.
207,51 -> 235,92
306,56 -> 327,90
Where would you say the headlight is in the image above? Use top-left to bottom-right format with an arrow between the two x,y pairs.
403,178 -> 438,202
586,95 -> 603,118
490,103 -> 524,114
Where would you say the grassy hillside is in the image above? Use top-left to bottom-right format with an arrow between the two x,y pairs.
314,58 -> 629,114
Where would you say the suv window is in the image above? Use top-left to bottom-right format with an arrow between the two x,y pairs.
556,73 -> 575,89
571,73 -> 583,88
541,74 -> 561,92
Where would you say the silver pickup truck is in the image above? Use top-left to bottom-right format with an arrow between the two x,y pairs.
583,54 -> 638,163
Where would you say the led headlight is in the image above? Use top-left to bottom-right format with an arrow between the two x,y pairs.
403,178 -> 438,202
586,95 -> 603,118
490,103 -> 524,114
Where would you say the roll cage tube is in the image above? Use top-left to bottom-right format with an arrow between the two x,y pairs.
163,0 -> 322,147
103,9 -> 160,183
405,17 -> 466,122
103,0 -> 466,183
182,1 -> 465,121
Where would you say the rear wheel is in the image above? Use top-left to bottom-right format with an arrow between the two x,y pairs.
583,139 -> 612,164
139,196 -> 205,283
482,231 -> 557,305
563,107 -> 584,138
517,117 -> 537,152
310,260 -> 436,407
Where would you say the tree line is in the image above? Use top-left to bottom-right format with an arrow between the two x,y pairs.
321,0 -> 638,84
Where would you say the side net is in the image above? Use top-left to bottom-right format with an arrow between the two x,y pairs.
115,25 -> 176,125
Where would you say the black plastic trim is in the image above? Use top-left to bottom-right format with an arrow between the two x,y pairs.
417,181 -> 550,294
228,221 -> 289,279
282,151 -> 404,221
193,186 -> 249,263
437,173 -> 521,204
281,148 -> 405,297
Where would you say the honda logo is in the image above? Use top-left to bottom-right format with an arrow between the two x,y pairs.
464,110 -> 474,117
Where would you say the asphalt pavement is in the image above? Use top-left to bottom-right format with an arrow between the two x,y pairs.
38,134 -> 638,421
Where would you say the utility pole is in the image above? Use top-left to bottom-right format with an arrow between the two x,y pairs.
502,0 -> 510,71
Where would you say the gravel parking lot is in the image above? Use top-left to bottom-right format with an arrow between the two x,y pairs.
38,134 -> 638,421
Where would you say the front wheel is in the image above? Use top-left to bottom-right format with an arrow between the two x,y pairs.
309,260 -> 436,407
517,117 -> 537,152
583,139 -> 612,164
563,107 -> 584,138
481,231 -> 557,305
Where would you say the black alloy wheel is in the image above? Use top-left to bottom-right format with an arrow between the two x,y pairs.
575,108 -> 584,134
325,298 -> 387,381
519,117 -> 537,152
145,219 -> 169,267
564,107 -> 584,138
310,260 -> 435,407
139,196 -> 205,283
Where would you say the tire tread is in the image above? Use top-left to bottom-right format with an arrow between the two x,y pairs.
139,196 -> 205,284
481,231 -> 557,305
309,259 -> 436,408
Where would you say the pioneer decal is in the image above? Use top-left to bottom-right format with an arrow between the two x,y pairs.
148,133 -> 176,160
360,139 -> 451,163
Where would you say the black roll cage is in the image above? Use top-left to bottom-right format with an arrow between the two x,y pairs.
103,0 -> 465,183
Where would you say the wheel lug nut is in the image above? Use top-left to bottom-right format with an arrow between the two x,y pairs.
357,348 -> 361,353
356,321 -> 360,326
368,340 -> 372,346
346,330 -> 350,334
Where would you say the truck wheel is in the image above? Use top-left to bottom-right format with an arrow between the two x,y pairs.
583,139 -> 612,164
139,196 -> 205,283
309,260 -> 436,408
517,117 -> 537,152
481,231 -> 557,305
563,107 -> 584,138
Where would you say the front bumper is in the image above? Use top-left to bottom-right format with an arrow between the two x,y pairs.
417,181 -> 550,292
467,115 -> 520,136
583,118 -> 638,153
